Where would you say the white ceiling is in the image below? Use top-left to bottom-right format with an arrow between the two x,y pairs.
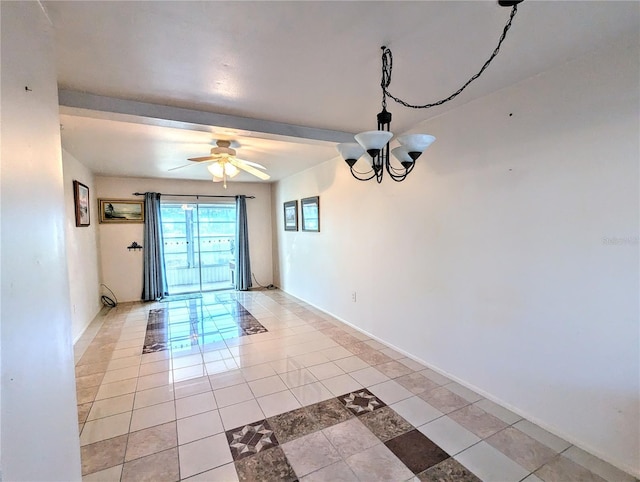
46,1 -> 639,183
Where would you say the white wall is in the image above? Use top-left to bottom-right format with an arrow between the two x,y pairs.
95,176 -> 273,302
62,150 -> 102,342
1,2 -> 82,480
273,36 -> 639,476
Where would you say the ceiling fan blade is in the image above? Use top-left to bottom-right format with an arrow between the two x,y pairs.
169,162 -> 202,172
235,158 -> 267,170
187,155 -> 216,162
228,158 -> 271,180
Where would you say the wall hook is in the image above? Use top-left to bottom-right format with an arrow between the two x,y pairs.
127,241 -> 143,251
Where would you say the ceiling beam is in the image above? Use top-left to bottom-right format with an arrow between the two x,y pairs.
58,89 -> 354,144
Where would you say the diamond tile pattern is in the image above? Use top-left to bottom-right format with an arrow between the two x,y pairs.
74,289 -> 627,482
338,388 -> 386,416
225,420 -> 279,461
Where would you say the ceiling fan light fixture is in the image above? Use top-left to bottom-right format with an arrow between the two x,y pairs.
208,161 -> 240,179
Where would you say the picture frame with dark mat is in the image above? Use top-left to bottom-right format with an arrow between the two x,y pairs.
73,180 -> 90,227
284,200 -> 298,231
301,196 -> 320,232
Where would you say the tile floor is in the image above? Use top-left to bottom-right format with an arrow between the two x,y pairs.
75,290 -> 635,482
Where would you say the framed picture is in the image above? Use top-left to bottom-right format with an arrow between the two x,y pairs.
99,199 -> 145,223
283,200 -> 298,231
301,196 -> 320,232
73,180 -> 90,227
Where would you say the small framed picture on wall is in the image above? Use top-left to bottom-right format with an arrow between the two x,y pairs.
73,180 -> 90,227
283,200 -> 298,231
301,196 -> 320,232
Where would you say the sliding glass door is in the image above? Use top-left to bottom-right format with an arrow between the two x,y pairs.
161,202 -> 236,294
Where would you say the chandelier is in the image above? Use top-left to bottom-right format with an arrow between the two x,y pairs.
336,0 -> 523,183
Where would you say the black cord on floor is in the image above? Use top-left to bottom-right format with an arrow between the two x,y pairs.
251,273 -> 277,290
100,283 -> 118,307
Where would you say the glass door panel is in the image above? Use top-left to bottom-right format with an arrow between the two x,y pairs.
161,202 -> 236,295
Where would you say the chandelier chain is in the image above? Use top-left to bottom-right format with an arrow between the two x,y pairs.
382,4 -> 519,110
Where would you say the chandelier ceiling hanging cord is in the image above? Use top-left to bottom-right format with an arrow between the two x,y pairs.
337,0 -> 523,183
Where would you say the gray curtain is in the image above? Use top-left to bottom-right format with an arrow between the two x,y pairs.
142,192 -> 167,300
235,195 -> 252,291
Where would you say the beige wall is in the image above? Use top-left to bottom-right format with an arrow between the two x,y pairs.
62,150 -> 102,341
1,2 -> 82,479
95,176 -> 273,302
273,36 -> 639,476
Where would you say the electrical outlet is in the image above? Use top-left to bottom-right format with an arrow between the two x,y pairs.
351,292 -> 357,302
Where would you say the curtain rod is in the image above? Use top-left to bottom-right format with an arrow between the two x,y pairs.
132,192 -> 255,199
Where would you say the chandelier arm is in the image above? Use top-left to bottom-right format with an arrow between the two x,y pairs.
382,4 -> 519,110
349,166 -> 378,182
385,162 -> 413,182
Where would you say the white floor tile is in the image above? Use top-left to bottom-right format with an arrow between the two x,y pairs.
101,365 -> 140,384
455,441 -> 529,482
136,371 -> 173,391
241,363 -> 277,381
257,390 -> 302,418
129,400 -> 176,431
349,367 -> 389,387
214,382 -> 254,407
133,385 -> 174,409
87,393 -> 135,421
178,433 -> 233,479
307,361 -> 345,380
176,391 -> 217,419
368,380 -> 414,405
218,399 -> 265,430
174,376 -> 212,399
321,374 -> 363,397
248,375 -> 288,397
80,412 -> 132,446
290,381 -> 334,406
390,396 -> 443,427
334,356 -> 370,373
94,378 -> 138,401
279,368 -> 318,388
182,462 -> 239,482
418,415 -> 481,455
208,370 -> 245,390
473,399 -> 522,425
177,410 -> 224,445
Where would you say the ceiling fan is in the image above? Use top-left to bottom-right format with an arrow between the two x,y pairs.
171,140 -> 270,188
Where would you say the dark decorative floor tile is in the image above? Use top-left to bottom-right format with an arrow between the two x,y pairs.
234,445 -> 297,482
385,429 -> 450,474
226,420 -> 279,461
268,407 -> 323,443
359,406 -> 413,442
417,458 -> 481,482
337,388 -> 386,416
305,398 -> 354,430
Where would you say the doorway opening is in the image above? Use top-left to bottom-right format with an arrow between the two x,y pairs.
161,202 -> 236,294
